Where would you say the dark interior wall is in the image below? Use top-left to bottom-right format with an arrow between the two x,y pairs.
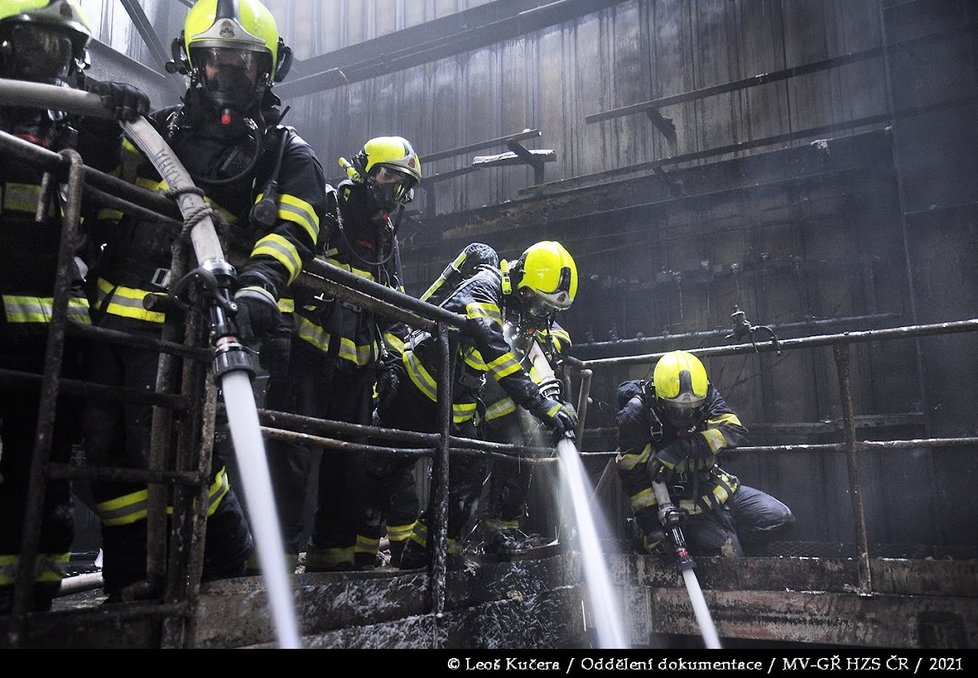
82,1 -> 978,549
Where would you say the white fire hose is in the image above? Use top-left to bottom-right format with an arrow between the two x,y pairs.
0,79 -> 300,648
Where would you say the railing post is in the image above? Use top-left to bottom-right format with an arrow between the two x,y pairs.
832,343 -> 873,593
13,151 -> 84,625
429,322 -> 456,637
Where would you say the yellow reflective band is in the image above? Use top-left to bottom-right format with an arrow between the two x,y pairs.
96,468 -> 230,526
2,295 -> 90,325
305,547 -> 354,569
354,534 -> 381,555
2,182 -> 42,213
487,351 -> 521,380
296,315 -> 331,353
251,234 -> 302,283
135,176 -> 168,192
485,397 -> 517,422
96,487 -> 149,526
465,302 -> 502,325
701,428 -> 727,453
0,553 -> 68,585
550,327 -> 572,349
708,412 -> 742,428
96,278 -> 165,323
630,487 -> 658,512
408,522 -> 428,547
453,401 -> 477,424
386,522 -> 416,542
275,192 -> 320,244
276,297 -> 295,313
404,349 -> 438,402
206,467 -> 230,516
384,333 -> 405,355
323,256 -> 376,281
96,207 -> 124,221
337,336 -> 375,366
462,346 -> 487,370
34,553 -> 70,583
0,555 -> 16,586
615,444 -> 652,471
481,517 -> 519,532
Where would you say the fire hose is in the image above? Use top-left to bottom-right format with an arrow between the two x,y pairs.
652,481 -> 722,649
0,80 -> 300,648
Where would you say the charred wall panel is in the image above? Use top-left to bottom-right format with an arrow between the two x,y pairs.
78,0 -> 977,550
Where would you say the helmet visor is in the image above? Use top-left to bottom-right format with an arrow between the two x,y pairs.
367,166 -> 416,213
192,46 -> 270,109
659,398 -> 704,429
1,24 -> 77,82
520,288 -> 561,323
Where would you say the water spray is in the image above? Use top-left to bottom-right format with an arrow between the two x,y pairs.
518,335 -> 628,648
0,81 -> 301,648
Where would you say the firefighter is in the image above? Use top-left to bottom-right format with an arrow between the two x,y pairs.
81,0 -> 328,601
370,240 -> 580,570
419,243 -> 575,559
0,0 -> 150,613
477,319 -> 573,558
260,136 -> 421,572
615,350 -> 794,557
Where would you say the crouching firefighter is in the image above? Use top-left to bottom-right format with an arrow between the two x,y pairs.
615,350 -> 794,558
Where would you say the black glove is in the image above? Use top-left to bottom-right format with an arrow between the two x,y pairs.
373,351 -> 402,418
258,319 -> 293,375
233,287 -> 281,343
646,438 -> 693,484
529,395 -> 578,444
88,81 -> 150,122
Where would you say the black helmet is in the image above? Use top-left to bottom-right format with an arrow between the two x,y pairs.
0,0 -> 91,84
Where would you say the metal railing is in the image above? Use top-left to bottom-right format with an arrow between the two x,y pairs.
579,317 -> 978,594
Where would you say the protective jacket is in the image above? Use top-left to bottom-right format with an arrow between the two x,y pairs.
402,265 -> 551,424
616,384 -> 746,518
0,106 -> 118,340
483,321 -> 571,428
0,102 -> 111,604
291,179 -> 404,367
90,102 -> 326,330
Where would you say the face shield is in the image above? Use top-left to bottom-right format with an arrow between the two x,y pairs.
518,288 -> 561,328
366,166 -> 416,214
0,23 -> 80,83
658,396 -> 705,430
191,46 -> 270,111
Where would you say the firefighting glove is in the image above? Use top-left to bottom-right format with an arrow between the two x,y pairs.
373,352 -> 402,418
529,395 -> 578,445
88,81 -> 151,122
647,438 -> 693,484
233,287 -> 281,344
258,319 -> 293,375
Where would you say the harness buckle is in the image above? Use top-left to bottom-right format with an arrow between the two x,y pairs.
150,268 -> 172,290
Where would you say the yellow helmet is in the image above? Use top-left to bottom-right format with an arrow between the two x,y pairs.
513,241 -> 578,319
652,350 -> 709,427
173,0 -> 292,109
0,0 -> 90,82
342,136 -> 422,213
